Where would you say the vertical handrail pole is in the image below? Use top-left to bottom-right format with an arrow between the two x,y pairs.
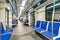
52,0 -> 56,40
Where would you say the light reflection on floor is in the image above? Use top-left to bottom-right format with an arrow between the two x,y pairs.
10,21 -> 43,40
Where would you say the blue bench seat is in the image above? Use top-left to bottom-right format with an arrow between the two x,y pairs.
1,32 -> 12,40
32,26 -> 39,29
32,21 -> 41,29
36,21 -> 48,32
12,19 -> 18,25
1,29 -> 13,40
0,22 -> 13,40
2,29 -> 13,34
42,31 -> 56,38
4,29 -> 13,33
36,28 -> 45,32
1,22 -> 13,34
42,22 -> 60,39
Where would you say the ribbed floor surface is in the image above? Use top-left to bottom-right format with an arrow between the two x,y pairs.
10,21 -> 43,40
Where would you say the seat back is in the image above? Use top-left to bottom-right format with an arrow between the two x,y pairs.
48,22 -> 60,36
53,22 -> 60,36
12,19 -> 16,24
0,22 -> 5,33
35,21 -> 41,27
41,21 -> 47,30
12,19 -> 18,25
48,22 -> 52,32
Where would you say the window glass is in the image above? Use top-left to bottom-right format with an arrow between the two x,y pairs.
46,1 -> 60,21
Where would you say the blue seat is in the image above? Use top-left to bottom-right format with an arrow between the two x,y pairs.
36,21 -> 48,32
12,19 -> 18,25
0,22 -> 13,40
1,32 -> 12,40
42,22 -> 60,39
55,37 -> 60,40
1,23 -> 5,33
1,22 -> 13,34
32,20 -> 41,29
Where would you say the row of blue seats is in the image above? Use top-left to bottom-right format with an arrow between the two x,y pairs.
0,22 -> 13,40
12,19 -> 18,25
32,21 -> 60,40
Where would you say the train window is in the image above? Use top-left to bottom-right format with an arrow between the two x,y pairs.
46,6 -> 53,21
54,6 -> 60,21
46,1 -> 60,21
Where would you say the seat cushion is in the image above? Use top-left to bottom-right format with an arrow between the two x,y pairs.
36,21 -> 41,27
41,21 -> 47,30
42,31 -> 57,39
32,21 -> 41,29
5,29 -> 13,33
53,22 -> 60,36
32,26 -> 39,29
2,29 -> 13,34
1,33 -> 11,40
36,28 -> 45,32
1,29 -> 13,40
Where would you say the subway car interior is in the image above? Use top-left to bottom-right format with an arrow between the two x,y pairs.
0,0 -> 60,40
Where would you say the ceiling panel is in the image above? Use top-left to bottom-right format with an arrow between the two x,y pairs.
16,0 -> 40,17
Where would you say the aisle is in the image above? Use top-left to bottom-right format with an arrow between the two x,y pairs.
11,20 -> 43,40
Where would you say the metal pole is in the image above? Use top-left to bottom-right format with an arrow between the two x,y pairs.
52,0 -> 55,40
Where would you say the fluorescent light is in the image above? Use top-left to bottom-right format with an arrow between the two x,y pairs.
18,7 -> 24,18
18,0 -> 27,18
20,7 -> 24,13
21,0 -> 27,6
